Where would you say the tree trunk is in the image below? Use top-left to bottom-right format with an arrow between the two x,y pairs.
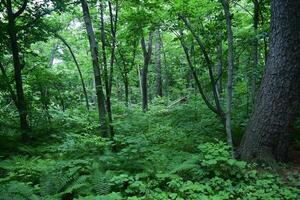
155,29 -> 162,97
140,32 -> 153,112
221,0 -> 234,157
56,34 -> 89,110
240,0 -> 300,163
100,0 -> 114,137
80,0 -> 107,136
6,0 -> 29,136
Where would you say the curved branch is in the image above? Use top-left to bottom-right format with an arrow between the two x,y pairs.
13,0 -> 28,18
55,33 -> 90,110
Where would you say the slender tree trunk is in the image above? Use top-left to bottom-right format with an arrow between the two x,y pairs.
99,1 -> 114,137
178,32 -> 219,115
221,0 -> 234,157
240,0 -> 300,163
6,0 -> 29,136
251,0 -> 259,105
155,29 -> 162,97
80,0 -> 107,136
56,34 -> 89,110
180,16 -> 224,120
140,32 -> 153,112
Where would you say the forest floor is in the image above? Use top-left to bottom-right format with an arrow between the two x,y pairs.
0,99 -> 300,199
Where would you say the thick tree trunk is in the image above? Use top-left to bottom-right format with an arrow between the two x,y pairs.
221,0 -> 234,157
240,0 -> 300,163
140,32 -> 153,112
6,0 -> 29,135
56,34 -> 89,110
80,0 -> 107,136
155,29 -> 162,97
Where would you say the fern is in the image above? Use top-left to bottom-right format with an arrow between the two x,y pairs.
0,181 -> 39,200
91,170 -> 111,195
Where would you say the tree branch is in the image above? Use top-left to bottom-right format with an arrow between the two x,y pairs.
13,0 -> 28,18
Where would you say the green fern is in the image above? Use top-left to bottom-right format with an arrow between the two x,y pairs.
0,181 -> 39,200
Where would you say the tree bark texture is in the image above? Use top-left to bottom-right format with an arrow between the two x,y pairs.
240,0 -> 300,163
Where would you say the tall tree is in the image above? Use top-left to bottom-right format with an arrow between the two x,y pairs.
80,0 -> 107,136
221,0 -> 234,157
5,0 -> 30,137
240,0 -> 300,163
140,31 -> 153,111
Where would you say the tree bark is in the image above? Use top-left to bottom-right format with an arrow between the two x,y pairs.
221,0 -> 234,158
155,29 -> 162,97
240,0 -> 300,163
6,0 -> 30,136
140,31 -> 153,112
80,0 -> 107,137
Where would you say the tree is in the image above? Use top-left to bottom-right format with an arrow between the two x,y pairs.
140,31 -> 153,111
5,0 -> 30,137
240,0 -> 300,163
80,0 -> 107,136
220,0 -> 234,157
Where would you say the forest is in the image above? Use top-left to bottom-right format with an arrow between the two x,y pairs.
0,0 -> 300,199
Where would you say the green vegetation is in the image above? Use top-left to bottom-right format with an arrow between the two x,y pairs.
1,0 -> 300,199
1,100 -> 299,199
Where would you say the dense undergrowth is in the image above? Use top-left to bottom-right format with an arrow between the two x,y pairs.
0,98 -> 299,200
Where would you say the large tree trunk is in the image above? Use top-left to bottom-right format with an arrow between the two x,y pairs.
155,29 -> 162,97
80,0 -> 107,136
6,0 -> 29,136
240,0 -> 300,163
221,0 -> 234,157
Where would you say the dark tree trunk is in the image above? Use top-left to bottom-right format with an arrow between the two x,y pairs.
140,32 -> 153,112
80,0 -> 108,137
155,29 -> 162,97
99,0 -> 117,137
240,0 -> 300,163
6,0 -> 29,135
